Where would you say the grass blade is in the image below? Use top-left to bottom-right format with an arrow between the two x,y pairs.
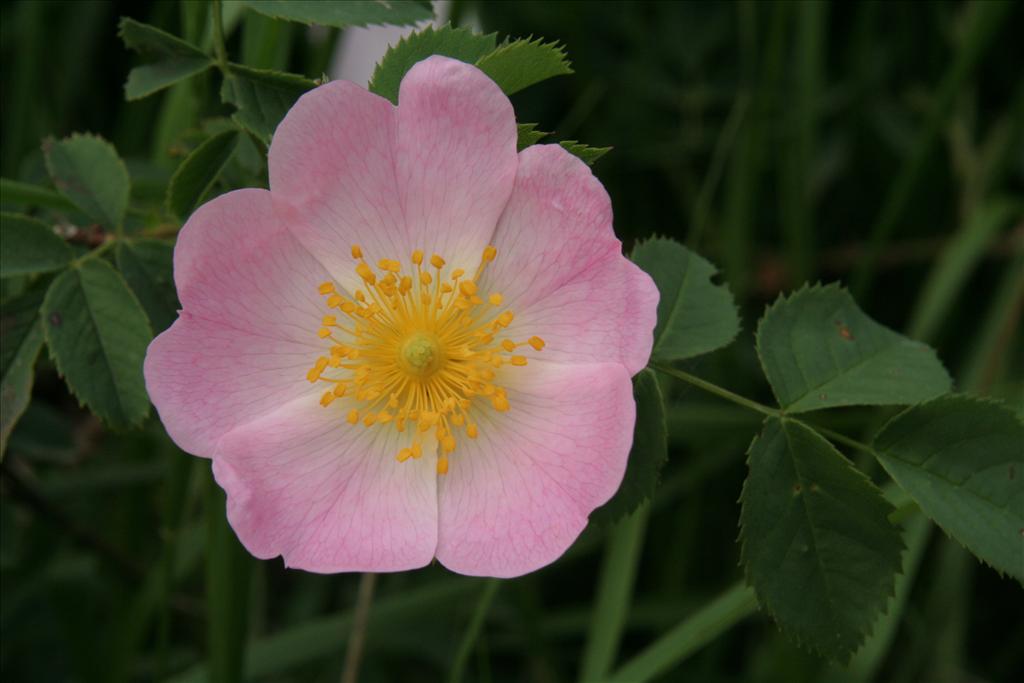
578,504 -> 650,682
604,582 -> 757,683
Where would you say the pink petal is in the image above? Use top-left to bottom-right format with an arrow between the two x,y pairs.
144,189 -> 329,456
483,144 -> 658,375
396,56 -> 518,270
213,395 -> 438,573
435,362 -> 635,577
268,56 -> 517,284
268,80 -> 406,285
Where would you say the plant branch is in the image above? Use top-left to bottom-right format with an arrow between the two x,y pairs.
651,364 -> 880,456
652,364 -> 779,418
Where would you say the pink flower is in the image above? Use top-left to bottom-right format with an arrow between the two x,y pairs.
144,56 -> 658,578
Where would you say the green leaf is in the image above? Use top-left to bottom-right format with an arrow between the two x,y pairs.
591,369 -> 667,525
167,130 -> 240,219
0,178 -> 80,213
517,123 -> 549,150
119,17 -> 214,100
475,37 -> 572,94
42,134 -> 131,231
221,64 -> 317,144
631,238 -> 740,362
739,418 -> 904,661
1,285 -> 46,458
41,259 -> 152,428
755,283 -> 951,413
873,395 -> 1024,581
559,140 -> 612,166
239,0 -> 433,29
369,24 -> 497,104
115,240 -> 179,334
1,213 -> 72,277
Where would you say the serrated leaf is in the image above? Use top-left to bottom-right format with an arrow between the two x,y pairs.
221,64 -> 317,143
43,134 -> 131,231
873,395 -> 1024,581
115,240 -> 179,334
632,238 -> 740,362
755,283 -> 951,413
559,140 -> 612,166
475,37 -> 572,94
167,130 -> 239,219
369,24 -> 497,104
517,123 -> 549,150
590,369 -> 667,525
740,418 -> 904,662
42,259 -> 152,428
119,17 -> 214,100
1,213 -> 72,277
239,0 -> 433,29
1,285 -> 46,458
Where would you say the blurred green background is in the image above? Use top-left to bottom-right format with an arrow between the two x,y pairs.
1,1 -> 1021,682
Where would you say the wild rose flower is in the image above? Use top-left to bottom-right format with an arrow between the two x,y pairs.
144,56 -> 658,578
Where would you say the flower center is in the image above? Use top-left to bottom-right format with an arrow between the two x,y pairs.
306,244 -> 545,474
399,332 -> 442,378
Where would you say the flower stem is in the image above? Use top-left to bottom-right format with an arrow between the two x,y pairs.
340,572 -> 377,683
449,579 -> 501,683
652,364 -> 780,418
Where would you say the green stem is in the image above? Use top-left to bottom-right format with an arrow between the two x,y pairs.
74,238 -> 117,264
813,425 -> 875,455
652,364 -> 779,418
651,365 -> 880,457
603,582 -> 758,683
341,573 -> 378,683
449,579 -> 501,683
211,0 -> 229,73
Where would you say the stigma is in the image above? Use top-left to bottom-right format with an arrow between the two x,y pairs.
305,245 -> 545,474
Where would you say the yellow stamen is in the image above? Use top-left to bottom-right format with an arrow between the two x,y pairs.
306,245 -> 543,473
